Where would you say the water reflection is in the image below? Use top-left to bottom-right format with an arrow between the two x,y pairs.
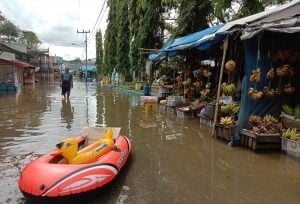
139,112 -> 157,128
60,98 -> 74,130
129,96 -> 139,107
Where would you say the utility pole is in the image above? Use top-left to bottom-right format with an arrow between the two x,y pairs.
77,29 -> 90,82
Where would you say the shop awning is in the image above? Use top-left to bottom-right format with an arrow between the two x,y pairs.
216,0 -> 300,39
241,16 -> 300,40
148,24 -> 225,61
0,58 -> 34,67
80,65 -> 96,72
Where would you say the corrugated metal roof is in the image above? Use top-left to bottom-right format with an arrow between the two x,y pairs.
217,0 -> 300,33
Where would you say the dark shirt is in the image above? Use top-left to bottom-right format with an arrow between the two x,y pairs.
61,72 -> 73,81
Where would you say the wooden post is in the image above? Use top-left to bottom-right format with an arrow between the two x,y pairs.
212,36 -> 229,135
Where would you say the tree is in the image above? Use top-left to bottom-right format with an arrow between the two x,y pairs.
174,0 -> 212,37
116,0 -> 131,80
104,0 -> 118,75
0,20 -> 20,41
22,31 -> 41,48
95,30 -> 104,75
128,0 -> 139,72
129,0 -> 164,74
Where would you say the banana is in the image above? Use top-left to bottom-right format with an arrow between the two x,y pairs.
282,128 -> 298,139
220,117 -> 235,125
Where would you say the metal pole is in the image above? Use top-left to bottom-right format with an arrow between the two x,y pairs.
77,29 -> 90,83
212,36 -> 229,134
85,33 -> 87,82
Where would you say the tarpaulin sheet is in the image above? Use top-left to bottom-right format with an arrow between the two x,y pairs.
80,65 -> 96,72
148,24 -> 225,61
235,36 -> 300,141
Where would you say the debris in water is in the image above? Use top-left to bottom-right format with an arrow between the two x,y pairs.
122,186 -> 130,191
165,133 -> 182,141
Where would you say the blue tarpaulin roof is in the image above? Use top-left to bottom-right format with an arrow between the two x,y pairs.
149,24 -> 226,61
80,65 -> 96,72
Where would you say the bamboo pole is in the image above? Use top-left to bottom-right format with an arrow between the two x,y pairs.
212,36 -> 229,134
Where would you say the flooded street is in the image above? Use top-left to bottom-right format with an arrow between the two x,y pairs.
0,81 -> 300,204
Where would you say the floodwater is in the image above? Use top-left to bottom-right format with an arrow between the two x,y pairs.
0,81 -> 300,204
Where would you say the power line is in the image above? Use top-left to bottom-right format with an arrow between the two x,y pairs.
87,0 -> 106,42
87,5 -> 108,46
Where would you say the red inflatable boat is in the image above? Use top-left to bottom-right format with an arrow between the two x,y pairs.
18,133 -> 132,200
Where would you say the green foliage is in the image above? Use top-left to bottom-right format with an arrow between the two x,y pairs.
131,0 -> 164,71
295,105 -> 300,119
116,0 -> 130,77
212,0 -> 232,23
0,20 -> 20,41
174,0 -> 212,37
282,104 -> 294,116
95,30 -> 104,75
22,31 -> 41,48
104,0 -> 118,75
237,0 -> 264,18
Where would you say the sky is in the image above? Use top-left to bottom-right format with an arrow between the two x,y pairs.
0,0 -> 108,60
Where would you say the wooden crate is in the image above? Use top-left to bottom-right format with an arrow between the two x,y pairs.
240,129 -> 281,151
215,124 -> 236,142
281,113 -> 300,130
281,137 -> 300,158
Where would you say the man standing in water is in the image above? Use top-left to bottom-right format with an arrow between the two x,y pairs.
60,68 -> 73,99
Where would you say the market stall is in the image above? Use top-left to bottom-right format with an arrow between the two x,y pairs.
227,1 -> 300,152
148,25 -> 230,119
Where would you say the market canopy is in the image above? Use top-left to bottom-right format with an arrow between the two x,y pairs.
148,24 -> 225,61
79,65 -> 96,72
216,0 -> 300,40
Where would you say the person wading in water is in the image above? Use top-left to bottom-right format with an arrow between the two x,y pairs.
60,68 -> 73,99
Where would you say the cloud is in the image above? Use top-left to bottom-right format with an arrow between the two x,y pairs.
0,0 -> 108,60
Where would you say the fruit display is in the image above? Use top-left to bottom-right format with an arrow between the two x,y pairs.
282,128 -> 300,141
182,78 -> 192,86
270,49 -> 291,61
287,67 -> 294,77
192,81 -> 203,88
247,114 -> 282,134
220,117 -> 235,125
275,88 -> 282,96
276,64 -> 290,77
225,60 -> 236,71
248,88 -> 263,100
205,83 -> 211,89
266,68 -> 275,79
200,88 -> 211,97
249,68 -> 261,82
221,83 -> 235,95
220,103 -> 240,115
203,69 -> 212,77
262,87 -> 275,97
282,84 -> 296,94
283,104 -> 300,119
176,76 -> 183,83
